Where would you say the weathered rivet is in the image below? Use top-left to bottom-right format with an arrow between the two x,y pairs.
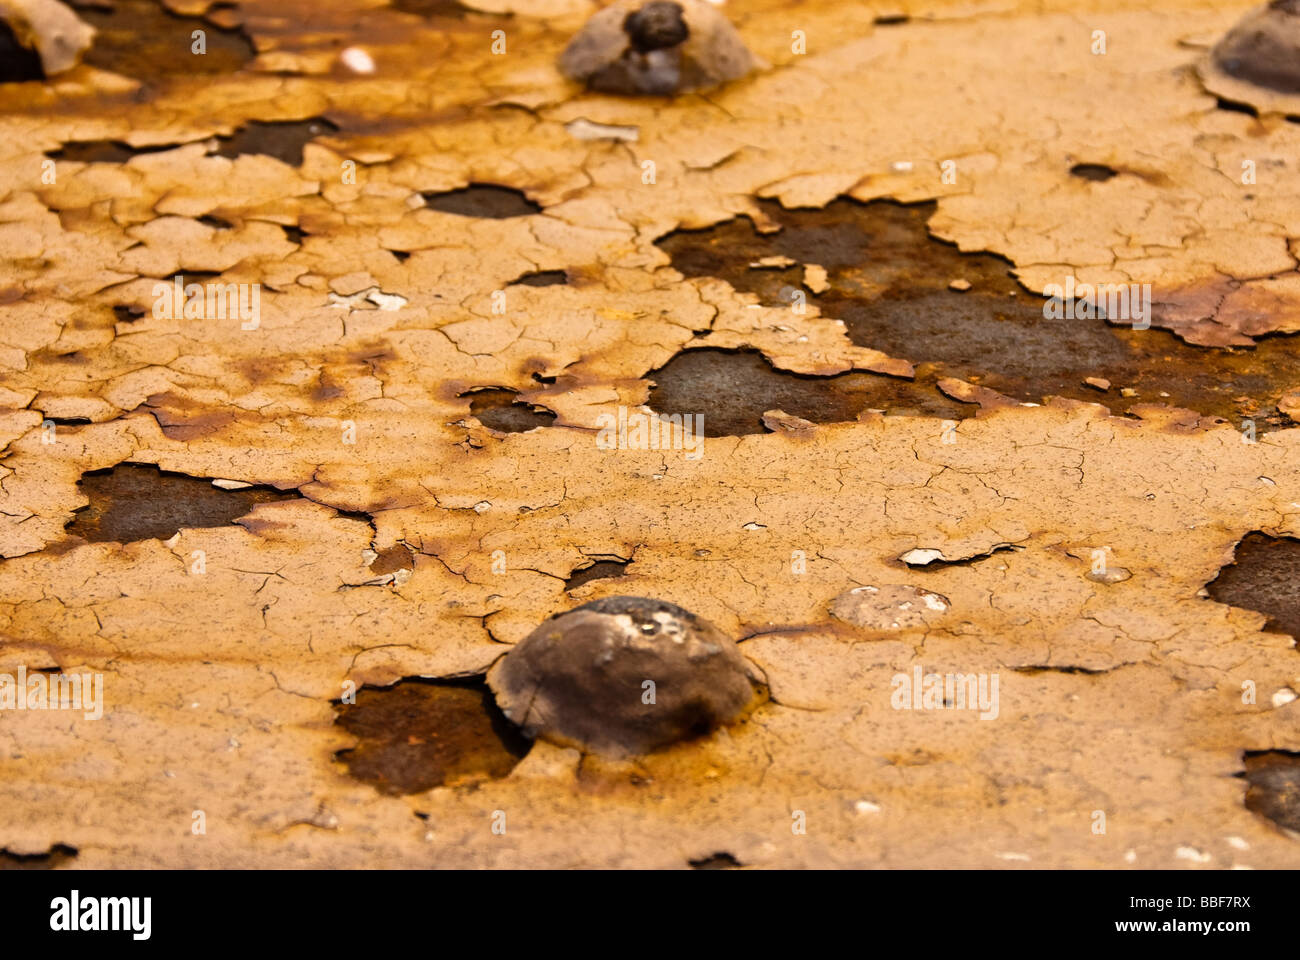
487,596 -> 765,756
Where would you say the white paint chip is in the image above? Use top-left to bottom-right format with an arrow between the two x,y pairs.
565,118 -> 639,142
339,47 -> 375,74
328,286 -> 407,311
898,548 -> 945,566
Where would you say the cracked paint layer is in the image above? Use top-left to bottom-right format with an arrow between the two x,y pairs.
0,0 -> 1297,869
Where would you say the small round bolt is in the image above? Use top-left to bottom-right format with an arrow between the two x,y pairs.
1212,0 -> 1300,94
623,1 -> 689,54
559,0 -> 763,96
487,596 -> 765,757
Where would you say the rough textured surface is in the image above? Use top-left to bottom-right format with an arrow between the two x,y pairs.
488,596 -> 764,756
0,0 -> 1297,869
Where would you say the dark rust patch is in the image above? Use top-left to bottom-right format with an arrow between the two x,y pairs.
334,678 -> 531,795
646,347 -> 968,436
1012,664 -> 1108,676
164,269 -> 220,284
65,463 -> 300,544
463,388 -> 556,433
70,0 -> 255,80
48,140 -> 182,163
1216,97 -> 1260,118
391,0 -> 466,15
0,844 -> 78,870
212,118 -> 340,166
1241,750 -> 1300,833
35,349 -> 91,365
689,851 -> 743,869
391,0 -> 481,16
369,543 -> 414,576
0,22 -> 45,82
565,557 -> 630,591
311,379 -> 345,402
1206,533 -> 1300,639
1070,163 -> 1118,181
423,184 -> 541,219
656,198 -> 1300,422
509,269 -> 568,287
